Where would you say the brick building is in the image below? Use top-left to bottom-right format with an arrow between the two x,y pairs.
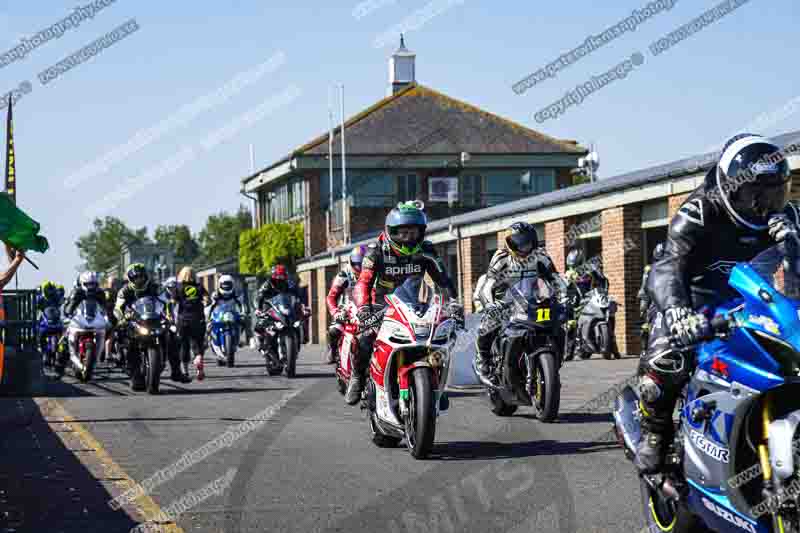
296,129 -> 800,356
240,37 -> 587,262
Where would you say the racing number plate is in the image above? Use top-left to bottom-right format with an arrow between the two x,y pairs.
535,308 -> 551,322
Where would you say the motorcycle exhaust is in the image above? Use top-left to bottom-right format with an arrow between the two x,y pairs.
472,359 -> 497,389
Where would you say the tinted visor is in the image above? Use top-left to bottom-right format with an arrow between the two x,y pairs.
389,225 -> 422,246
733,175 -> 791,224
507,232 -> 535,256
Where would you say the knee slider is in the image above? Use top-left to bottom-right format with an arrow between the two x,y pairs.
638,374 -> 662,404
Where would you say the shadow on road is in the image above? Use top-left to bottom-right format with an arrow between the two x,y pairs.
433,437 -> 618,460
0,395 -> 140,532
521,412 -> 613,424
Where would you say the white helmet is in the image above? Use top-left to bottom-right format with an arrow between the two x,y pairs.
218,274 -> 235,297
79,271 -> 99,293
164,276 -> 177,296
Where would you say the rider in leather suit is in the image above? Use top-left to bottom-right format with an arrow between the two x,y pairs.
325,245 -> 367,364
635,133 -> 800,473
348,201 -> 462,405
473,222 -> 564,384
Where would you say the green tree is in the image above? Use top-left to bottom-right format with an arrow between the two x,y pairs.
197,205 -> 252,265
154,224 -> 200,263
76,217 -> 150,274
239,222 -> 304,275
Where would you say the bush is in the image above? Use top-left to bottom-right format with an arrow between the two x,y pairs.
239,222 -> 304,275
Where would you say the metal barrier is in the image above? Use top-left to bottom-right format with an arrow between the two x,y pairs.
0,290 -> 41,395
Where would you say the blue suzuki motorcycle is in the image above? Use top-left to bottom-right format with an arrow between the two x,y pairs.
209,300 -> 241,368
615,243 -> 800,532
38,305 -> 64,368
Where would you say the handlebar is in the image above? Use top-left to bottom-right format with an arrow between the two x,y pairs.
669,313 -> 733,349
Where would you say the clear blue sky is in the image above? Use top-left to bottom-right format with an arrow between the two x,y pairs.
0,0 -> 798,287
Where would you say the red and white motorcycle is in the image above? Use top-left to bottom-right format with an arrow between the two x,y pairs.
334,300 -> 359,395
362,277 -> 459,459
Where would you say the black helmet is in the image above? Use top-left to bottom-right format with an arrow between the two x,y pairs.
126,263 -> 148,290
715,133 -> 791,229
505,222 -> 538,258
652,242 -> 665,262
385,201 -> 427,255
566,248 -> 584,269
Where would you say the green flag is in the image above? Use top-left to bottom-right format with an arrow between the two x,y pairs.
0,192 -> 48,253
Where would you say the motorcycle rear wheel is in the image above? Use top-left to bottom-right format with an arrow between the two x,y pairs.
405,367 -> 436,459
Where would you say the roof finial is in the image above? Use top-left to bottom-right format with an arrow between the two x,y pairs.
399,33 -> 406,50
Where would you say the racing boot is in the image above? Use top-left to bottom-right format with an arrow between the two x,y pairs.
634,380 -> 673,473
345,353 -> 366,406
473,335 -> 497,386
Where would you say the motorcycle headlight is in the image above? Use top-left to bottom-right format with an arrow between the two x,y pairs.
433,322 -> 452,340
274,322 -> 285,330
137,325 -> 149,335
293,321 -> 301,328
170,325 -> 177,333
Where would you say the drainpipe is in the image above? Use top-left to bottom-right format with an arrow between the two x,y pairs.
240,188 -> 257,225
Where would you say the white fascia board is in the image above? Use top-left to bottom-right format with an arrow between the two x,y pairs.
243,159 -> 296,192
425,173 -> 703,241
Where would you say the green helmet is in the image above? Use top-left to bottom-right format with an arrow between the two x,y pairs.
384,200 -> 427,256
126,263 -> 149,290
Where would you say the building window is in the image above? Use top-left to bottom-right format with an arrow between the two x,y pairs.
395,174 -> 419,203
460,175 -> 483,207
484,169 -> 557,206
534,222 -> 545,249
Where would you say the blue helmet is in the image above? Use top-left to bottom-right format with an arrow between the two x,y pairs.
384,200 -> 427,255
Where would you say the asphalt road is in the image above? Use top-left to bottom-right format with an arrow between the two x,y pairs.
17,345 -> 645,533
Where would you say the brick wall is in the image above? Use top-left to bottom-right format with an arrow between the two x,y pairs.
545,219 -> 574,273
460,236 -> 487,313
601,205 -> 643,355
668,193 -> 690,218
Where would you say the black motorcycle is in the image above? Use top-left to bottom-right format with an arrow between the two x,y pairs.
254,293 -> 303,377
475,274 -> 566,422
122,296 -> 174,394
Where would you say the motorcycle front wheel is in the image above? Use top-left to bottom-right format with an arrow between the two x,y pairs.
531,351 -> 560,422
405,367 -> 436,459
283,333 -> 297,378
224,331 -> 235,368
638,477 -> 707,533
146,346 -> 161,394
79,341 -> 96,383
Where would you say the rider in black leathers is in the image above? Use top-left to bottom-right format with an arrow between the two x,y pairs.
114,264 -> 166,391
349,201 -> 462,405
473,222 -> 563,384
635,133 -> 799,473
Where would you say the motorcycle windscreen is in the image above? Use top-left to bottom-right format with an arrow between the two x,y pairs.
729,243 -> 800,361
268,294 -> 294,319
133,296 -> 164,321
504,275 -> 552,323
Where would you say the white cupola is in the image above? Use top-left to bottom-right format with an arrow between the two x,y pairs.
388,34 -> 416,96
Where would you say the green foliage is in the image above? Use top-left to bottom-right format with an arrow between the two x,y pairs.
197,205 -> 252,265
154,224 -> 200,263
239,222 -> 304,275
75,217 -> 150,274
572,171 -> 591,186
